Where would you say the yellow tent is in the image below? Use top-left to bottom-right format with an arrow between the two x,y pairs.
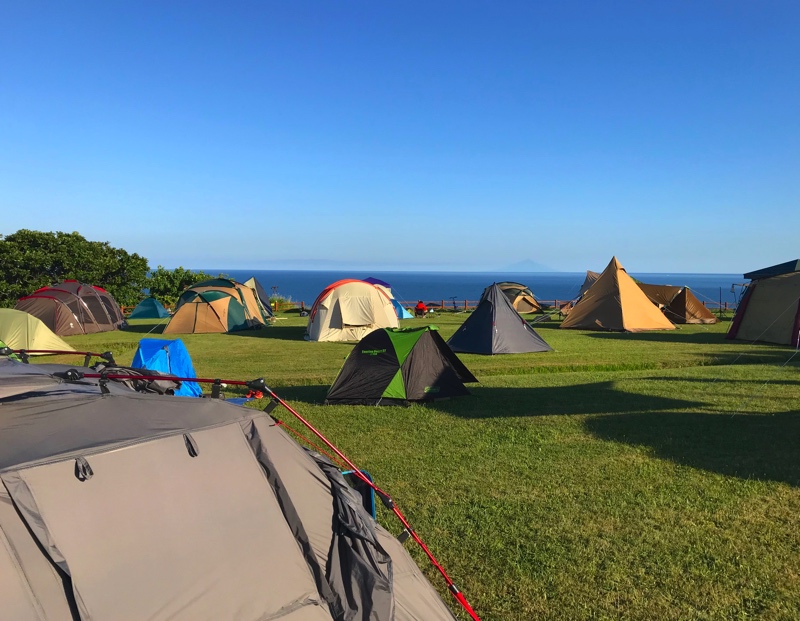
561,257 -> 676,332
0,309 -> 75,352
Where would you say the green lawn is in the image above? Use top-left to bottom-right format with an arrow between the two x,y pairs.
42,312 -> 800,621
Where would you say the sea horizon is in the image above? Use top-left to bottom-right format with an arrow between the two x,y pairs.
200,268 -> 745,308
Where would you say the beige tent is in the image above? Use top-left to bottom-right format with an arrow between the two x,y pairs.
165,278 -> 269,334
728,261 -> 800,346
560,257 -> 676,332
0,308 -> 75,353
306,280 -> 399,342
0,357 -> 459,620
638,284 -> 718,324
496,282 -> 542,313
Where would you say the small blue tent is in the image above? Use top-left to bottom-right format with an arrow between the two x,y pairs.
129,297 -> 170,319
392,299 -> 413,319
131,338 -> 202,397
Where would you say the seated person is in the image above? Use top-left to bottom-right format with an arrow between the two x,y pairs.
414,300 -> 428,317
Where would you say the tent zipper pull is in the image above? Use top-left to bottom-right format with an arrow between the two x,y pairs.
74,456 -> 94,481
183,433 -> 199,457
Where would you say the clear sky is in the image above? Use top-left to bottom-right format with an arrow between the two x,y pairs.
1,2 -> 797,273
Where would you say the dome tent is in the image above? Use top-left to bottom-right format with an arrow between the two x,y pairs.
15,280 -> 125,336
129,297 -> 170,319
0,308 -> 75,353
306,279 -> 398,342
131,338 -> 202,397
164,278 -> 269,334
496,282 -> 542,313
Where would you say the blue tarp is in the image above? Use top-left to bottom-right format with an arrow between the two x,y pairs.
129,297 -> 170,319
131,338 -> 202,397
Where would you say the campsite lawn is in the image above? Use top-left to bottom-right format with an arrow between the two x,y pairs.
49,313 -> 800,621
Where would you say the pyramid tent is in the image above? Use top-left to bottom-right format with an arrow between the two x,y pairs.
638,283 -> 718,325
131,338 -> 202,397
561,257 -> 676,332
0,308 -> 75,353
727,260 -> 800,346
165,278 -> 269,334
306,280 -> 399,342
15,280 -> 125,336
325,326 -> 477,405
0,358 -> 462,621
447,283 -> 553,354
243,276 -> 275,318
129,297 -> 170,319
497,282 -> 542,313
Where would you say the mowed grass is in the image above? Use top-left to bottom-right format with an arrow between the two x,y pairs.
43,312 -> 800,621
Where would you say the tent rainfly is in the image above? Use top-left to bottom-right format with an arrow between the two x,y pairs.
447,283 -> 552,354
325,326 -> 478,405
364,277 -> 413,319
0,308 -> 75,353
727,259 -> 800,346
129,297 -> 171,319
131,338 -> 202,397
306,280 -> 399,342
15,280 -> 125,336
560,257 -> 676,332
496,282 -> 542,313
637,283 -> 718,324
165,278 -> 270,334
0,356 -> 461,620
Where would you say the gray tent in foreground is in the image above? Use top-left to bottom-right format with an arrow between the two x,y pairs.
0,357 -> 457,621
447,283 -> 552,354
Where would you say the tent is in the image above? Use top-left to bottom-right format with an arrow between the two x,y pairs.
727,260 -> 800,346
131,338 -> 202,396
447,283 -> 553,354
637,283 -> 718,324
306,279 -> 399,342
243,276 -> 275,318
364,277 -> 413,319
577,271 -> 601,298
325,326 -> 478,405
0,308 -> 75,353
497,282 -> 542,313
129,297 -> 170,319
0,359 -> 459,621
15,280 -> 125,336
165,278 -> 269,334
560,257 -> 676,332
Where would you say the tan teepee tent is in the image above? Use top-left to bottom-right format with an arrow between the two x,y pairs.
560,257 -> 676,332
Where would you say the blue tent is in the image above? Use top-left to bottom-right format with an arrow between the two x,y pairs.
129,297 -> 170,319
392,299 -> 413,319
131,338 -> 202,397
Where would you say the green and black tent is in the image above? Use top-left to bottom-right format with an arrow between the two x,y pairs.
325,326 -> 478,406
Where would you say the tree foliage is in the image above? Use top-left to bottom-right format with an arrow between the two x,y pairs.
146,266 -> 219,306
0,230 -> 150,308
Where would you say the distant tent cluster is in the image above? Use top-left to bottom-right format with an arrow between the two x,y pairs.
727,259 -> 800,347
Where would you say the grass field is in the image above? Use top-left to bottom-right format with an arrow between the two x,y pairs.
43,311 -> 800,621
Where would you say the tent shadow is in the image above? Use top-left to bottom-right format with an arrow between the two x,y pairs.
584,410 -> 800,487
225,325 -> 309,342
121,322 -> 166,334
276,384 -> 329,404
426,382 -> 705,418
583,330 -> 731,345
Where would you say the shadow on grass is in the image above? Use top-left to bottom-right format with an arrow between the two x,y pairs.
225,325 -> 309,342
584,410 -> 800,487
121,322 -> 166,334
276,384 -> 330,404
424,382 -> 706,418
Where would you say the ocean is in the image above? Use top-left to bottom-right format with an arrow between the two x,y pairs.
208,269 -> 745,309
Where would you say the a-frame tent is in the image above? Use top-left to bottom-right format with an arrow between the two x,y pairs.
727,260 -> 800,346
560,257 -> 676,332
638,283 -> 718,324
325,326 -> 477,405
447,283 -> 552,354
244,276 -> 275,318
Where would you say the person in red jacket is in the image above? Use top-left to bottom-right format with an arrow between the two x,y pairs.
414,300 -> 428,317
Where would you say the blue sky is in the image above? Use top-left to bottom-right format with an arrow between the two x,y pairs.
1,2 -> 797,273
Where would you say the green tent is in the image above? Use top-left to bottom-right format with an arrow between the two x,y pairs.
129,297 -> 170,319
325,326 -> 477,406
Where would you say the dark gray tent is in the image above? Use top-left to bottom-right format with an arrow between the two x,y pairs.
447,283 -> 552,355
0,356 -> 459,621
